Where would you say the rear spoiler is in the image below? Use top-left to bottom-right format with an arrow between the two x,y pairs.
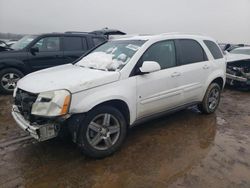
65,29 -> 126,39
89,29 -> 126,39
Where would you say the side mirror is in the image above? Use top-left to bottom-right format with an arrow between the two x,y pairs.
139,61 -> 161,74
30,46 -> 39,55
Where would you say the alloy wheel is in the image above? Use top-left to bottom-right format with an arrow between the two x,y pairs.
208,87 -> 220,110
86,113 -> 121,150
1,73 -> 20,91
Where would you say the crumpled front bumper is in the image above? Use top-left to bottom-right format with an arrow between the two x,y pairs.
11,105 -> 58,141
226,73 -> 250,86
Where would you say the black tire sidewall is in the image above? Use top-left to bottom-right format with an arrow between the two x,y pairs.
78,105 -> 127,158
0,68 -> 24,94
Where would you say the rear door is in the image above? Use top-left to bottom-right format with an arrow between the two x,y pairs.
27,36 -> 64,71
175,39 -> 211,103
62,36 -> 88,64
203,40 -> 225,79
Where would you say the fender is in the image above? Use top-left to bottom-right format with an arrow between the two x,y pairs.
0,59 -> 30,74
70,79 -> 137,125
203,69 -> 226,97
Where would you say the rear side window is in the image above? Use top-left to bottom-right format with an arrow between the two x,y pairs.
63,37 -> 87,51
176,39 -> 207,65
93,37 -> 106,46
142,40 -> 176,69
204,40 -> 223,59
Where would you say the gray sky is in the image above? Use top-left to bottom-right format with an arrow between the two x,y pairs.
1,0 -> 250,43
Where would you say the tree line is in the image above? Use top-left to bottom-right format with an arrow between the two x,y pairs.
0,33 -> 24,40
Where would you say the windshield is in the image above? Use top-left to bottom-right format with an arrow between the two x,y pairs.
76,40 -> 146,71
11,35 -> 37,50
230,48 -> 250,55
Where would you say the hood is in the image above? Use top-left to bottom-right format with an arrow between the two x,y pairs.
0,41 -> 10,52
17,64 -> 120,94
0,46 -> 10,52
0,47 -> 14,53
226,53 -> 250,63
0,49 -> 21,57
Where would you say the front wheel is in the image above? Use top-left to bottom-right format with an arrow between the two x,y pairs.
198,83 -> 221,114
78,106 -> 127,158
0,68 -> 24,94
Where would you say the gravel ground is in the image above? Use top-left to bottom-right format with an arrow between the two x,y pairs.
0,88 -> 249,188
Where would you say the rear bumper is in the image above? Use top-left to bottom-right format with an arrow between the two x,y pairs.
12,105 -> 58,141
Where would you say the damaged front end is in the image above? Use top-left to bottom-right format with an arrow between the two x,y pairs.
226,59 -> 250,88
12,88 -> 69,141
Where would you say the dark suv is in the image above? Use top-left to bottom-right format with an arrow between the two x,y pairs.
0,30 -> 125,93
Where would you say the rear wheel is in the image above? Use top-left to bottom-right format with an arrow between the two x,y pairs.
198,83 -> 221,114
0,68 -> 24,94
78,106 -> 127,158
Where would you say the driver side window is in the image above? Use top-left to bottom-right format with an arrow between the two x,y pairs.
142,40 -> 176,69
33,37 -> 60,52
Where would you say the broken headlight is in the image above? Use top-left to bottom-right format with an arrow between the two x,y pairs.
31,90 -> 71,117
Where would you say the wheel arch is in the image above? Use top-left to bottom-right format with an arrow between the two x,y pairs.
211,77 -> 224,90
201,69 -> 225,101
0,60 -> 29,75
67,98 -> 132,145
89,99 -> 130,126
205,69 -> 226,90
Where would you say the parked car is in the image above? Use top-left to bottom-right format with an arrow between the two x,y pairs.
0,29 -> 125,93
12,34 -> 226,158
219,43 -> 250,52
230,47 -> 250,55
219,43 -> 228,51
226,52 -> 250,88
0,40 -> 12,52
6,39 -> 18,47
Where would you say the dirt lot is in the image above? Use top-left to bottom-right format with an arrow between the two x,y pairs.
0,88 -> 249,188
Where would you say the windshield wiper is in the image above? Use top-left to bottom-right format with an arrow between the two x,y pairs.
77,64 -> 107,71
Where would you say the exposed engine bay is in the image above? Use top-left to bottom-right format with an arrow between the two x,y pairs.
226,59 -> 250,87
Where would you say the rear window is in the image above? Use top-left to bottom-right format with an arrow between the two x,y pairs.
177,39 -> 207,65
204,40 -> 223,59
63,37 -> 87,51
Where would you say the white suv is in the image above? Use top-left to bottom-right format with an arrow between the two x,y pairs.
12,34 -> 226,158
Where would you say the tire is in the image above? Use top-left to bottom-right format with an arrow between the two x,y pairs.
0,68 -> 24,94
77,105 -> 127,158
198,83 -> 221,114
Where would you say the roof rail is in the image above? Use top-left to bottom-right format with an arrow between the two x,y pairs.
160,32 -> 207,36
65,31 -> 89,34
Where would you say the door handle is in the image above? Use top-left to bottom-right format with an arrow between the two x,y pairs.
171,72 -> 181,77
203,65 -> 210,69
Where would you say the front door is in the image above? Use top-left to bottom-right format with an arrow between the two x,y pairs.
27,36 -> 64,71
136,40 -> 182,119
